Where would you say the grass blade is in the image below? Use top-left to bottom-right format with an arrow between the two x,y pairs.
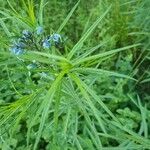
73,44 -> 141,66
0,19 -> 11,37
72,67 -> 137,81
39,0 -> 45,25
70,73 -> 107,134
33,71 -> 65,150
67,5 -> 111,60
57,0 -> 80,33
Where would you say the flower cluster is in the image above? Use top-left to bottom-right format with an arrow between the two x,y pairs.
42,33 -> 62,49
9,26 -> 63,80
9,29 -> 33,56
10,26 -> 62,56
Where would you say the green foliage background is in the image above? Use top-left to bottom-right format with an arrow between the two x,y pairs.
0,0 -> 150,150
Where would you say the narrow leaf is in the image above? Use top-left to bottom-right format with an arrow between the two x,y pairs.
67,5 -> 111,59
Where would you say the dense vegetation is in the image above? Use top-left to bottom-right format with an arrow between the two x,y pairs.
0,0 -> 150,149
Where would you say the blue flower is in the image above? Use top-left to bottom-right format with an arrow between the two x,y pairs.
10,46 -> 24,55
40,72 -> 48,78
22,30 -> 32,39
52,33 -> 61,43
27,63 -> 37,70
39,72 -> 55,80
36,26 -> 44,35
15,40 -> 26,48
42,39 -> 51,49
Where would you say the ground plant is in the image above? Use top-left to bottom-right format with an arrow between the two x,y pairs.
0,0 -> 150,150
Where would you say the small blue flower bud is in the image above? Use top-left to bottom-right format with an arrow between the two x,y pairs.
27,63 -> 37,70
36,26 -> 44,35
40,72 -> 48,78
52,33 -> 61,43
39,72 -> 55,80
22,29 -> 32,39
16,42 -> 26,48
42,40 -> 51,49
10,47 -> 24,55
22,30 -> 30,35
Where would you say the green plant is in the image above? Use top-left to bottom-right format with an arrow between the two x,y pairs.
0,0 -> 150,150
